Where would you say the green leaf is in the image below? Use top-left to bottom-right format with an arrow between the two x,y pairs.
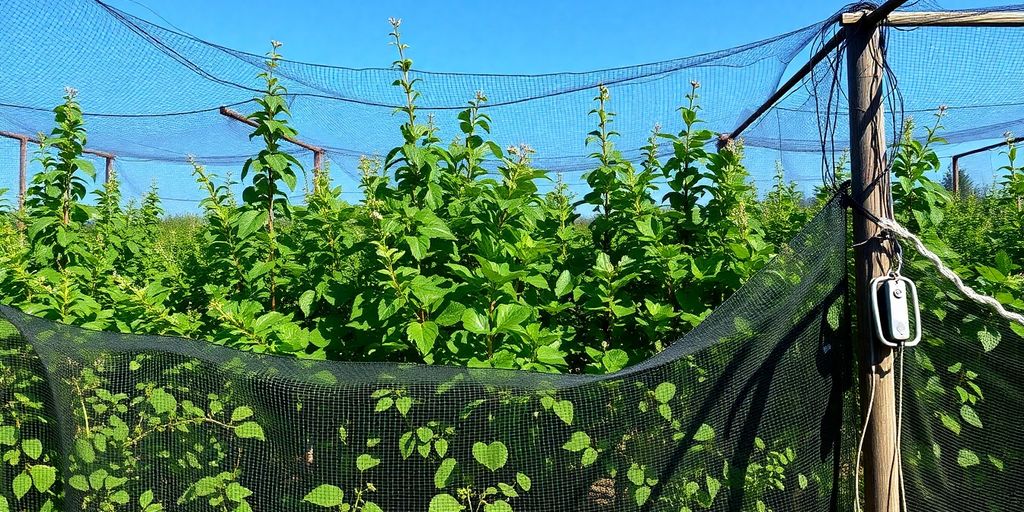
111,490 -> 130,505
1011,322 -> 1024,338
231,406 -> 254,422
298,290 -> 316,317
235,210 -> 265,239
938,411 -> 961,435
562,431 -> 591,452
235,422 -> 265,441
693,423 -> 716,442
69,475 -> 89,492
303,484 -> 344,507
363,502 -> 384,512
435,301 -> 466,327
12,472 -> 31,499
495,303 -> 531,331
149,388 -> 177,415
484,500 -> 513,512
399,431 -> 415,459
472,441 -> 508,472
407,321 -> 439,356
75,438 -> 95,463
375,397 -> 394,413
554,270 -> 573,297
658,403 -> 673,421
798,474 -> 809,490
428,493 -> 465,512
602,349 -> 629,372
225,482 -> 252,502
22,439 -> 42,460
396,396 -> 414,417
28,466 -> 54,493
627,464 -> 645,486
654,382 -> 677,403
581,447 -> 599,467
516,472 -> 532,492
405,235 -> 430,261
978,328 -> 1000,352
957,449 -> 980,468
140,489 -> 154,508
88,469 -> 108,491
975,265 -> 1006,284
960,405 -> 983,429
435,458 -> 457,488
461,309 -> 489,335
635,485 -> 651,506
553,400 -> 574,425
356,454 -> 381,471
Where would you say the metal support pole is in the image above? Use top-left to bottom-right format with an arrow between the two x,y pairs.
951,156 -> 960,194
846,12 -> 900,512
18,137 -> 27,210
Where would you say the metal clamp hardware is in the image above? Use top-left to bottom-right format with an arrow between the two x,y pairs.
870,274 -> 921,348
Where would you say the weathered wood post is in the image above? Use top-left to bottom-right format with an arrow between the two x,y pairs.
105,156 -> 115,184
18,136 -> 27,210
845,10 -> 900,512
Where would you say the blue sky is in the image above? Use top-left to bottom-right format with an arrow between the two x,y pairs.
107,0 -> 992,73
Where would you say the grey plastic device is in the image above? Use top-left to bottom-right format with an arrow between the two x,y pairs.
870,275 -> 921,348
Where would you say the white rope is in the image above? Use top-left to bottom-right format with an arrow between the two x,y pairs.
877,217 -> 1024,326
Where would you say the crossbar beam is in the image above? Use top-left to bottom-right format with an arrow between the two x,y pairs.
842,10 -> 1024,26
0,130 -> 116,159
218,106 -> 325,171
725,0 -> 909,143
950,136 -> 1024,193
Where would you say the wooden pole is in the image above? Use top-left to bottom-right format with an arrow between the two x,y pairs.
846,11 -> 900,512
842,10 -> 1024,27
104,157 -> 115,184
18,137 -> 27,210
313,150 -> 324,176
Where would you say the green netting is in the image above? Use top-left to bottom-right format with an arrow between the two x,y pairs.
0,198 -> 852,511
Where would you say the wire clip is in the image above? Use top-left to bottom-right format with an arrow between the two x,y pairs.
870,274 -> 921,348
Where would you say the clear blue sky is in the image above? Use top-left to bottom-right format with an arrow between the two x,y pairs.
107,0 -> 993,74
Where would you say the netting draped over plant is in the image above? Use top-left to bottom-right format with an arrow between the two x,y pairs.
0,199 -> 852,511
3,0 -> 1024,210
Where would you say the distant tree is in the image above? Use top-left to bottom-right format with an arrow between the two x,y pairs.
942,168 -> 979,199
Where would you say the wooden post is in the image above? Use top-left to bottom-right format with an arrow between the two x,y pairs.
104,156 -> 115,184
313,150 -> 323,176
846,12 -> 900,512
951,157 -> 960,194
18,137 -> 27,210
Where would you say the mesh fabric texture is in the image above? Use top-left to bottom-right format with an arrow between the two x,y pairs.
0,199 -> 851,511
894,245 -> 1024,511
4,1 -> 1024,211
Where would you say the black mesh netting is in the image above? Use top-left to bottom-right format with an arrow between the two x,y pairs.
0,199 -> 851,511
894,246 -> 1024,511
